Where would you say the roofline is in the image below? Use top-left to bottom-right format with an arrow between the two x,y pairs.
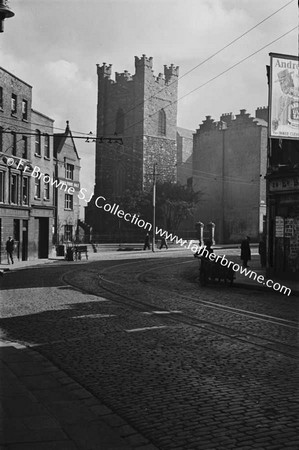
31,108 -> 55,122
0,66 -> 32,88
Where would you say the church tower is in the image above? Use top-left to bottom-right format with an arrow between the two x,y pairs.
85,54 -> 179,235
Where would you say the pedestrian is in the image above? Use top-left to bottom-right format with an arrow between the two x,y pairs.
240,235 -> 251,268
143,232 -> 150,250
159,236 -> 168,250
6,236 -> 14,265
259,236 -> 266,268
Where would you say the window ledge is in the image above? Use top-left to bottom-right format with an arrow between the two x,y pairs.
34,153 -> 42,158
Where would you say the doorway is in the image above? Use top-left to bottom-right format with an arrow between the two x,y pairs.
22,220 -> 28,261
38,218 -> 49,259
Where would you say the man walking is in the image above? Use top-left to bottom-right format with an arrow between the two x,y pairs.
159,236 -> 168,250
6,236 -> 14,265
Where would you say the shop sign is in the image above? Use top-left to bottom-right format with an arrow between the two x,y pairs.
284,218 -> 294,237
269,53 -> 299,140
269,177 -> 299,192
275,216 -> 284,237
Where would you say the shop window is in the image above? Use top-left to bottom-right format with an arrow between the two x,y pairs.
64,224 -> 73,242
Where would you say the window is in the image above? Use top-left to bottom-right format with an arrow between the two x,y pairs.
0,87 -> 3,109
0,127 -> 3,153
11,173 -> 18,204
64,194 -> 73,210
158,109 -> 166,135
22,99 -> 28,120
44,134 -> 50,158
65,163 -> 74,180
11,94 -> 17,114
35,129 -> 41,155
44,175 -> 50,200
34,178 -> 41,199
0,171 -> 4,202
64,224 -> 73,242
115,108 -> 125,134
22,177 -> 29,205
11,132 -> 17,156
21,136 -> 28,159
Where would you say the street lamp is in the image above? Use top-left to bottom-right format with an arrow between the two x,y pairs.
0,0 -> 15,32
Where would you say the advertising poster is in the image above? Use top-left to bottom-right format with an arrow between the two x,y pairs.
270,53 -> 299,140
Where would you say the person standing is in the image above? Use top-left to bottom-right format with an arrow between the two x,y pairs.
6,236 -> 14,265
159,236 -> 168,250
258,236 -> 266,268
240,236 -> 251,268
143,233 -> 150,251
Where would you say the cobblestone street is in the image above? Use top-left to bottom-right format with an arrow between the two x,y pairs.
0,252 -> 298,449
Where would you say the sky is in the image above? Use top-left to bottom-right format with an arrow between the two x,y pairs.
0,0 -> 297,215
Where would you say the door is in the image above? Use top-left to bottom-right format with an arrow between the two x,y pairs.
22,220 -> 28,261
38,218 -> 49,259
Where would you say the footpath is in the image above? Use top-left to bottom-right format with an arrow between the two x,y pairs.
0,245 -> 298,449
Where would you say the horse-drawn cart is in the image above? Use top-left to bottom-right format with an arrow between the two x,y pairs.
198,256 -> 234,286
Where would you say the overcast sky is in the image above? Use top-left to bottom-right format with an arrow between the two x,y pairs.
0,0 -> 297,213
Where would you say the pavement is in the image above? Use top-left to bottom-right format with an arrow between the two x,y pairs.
0,244 -> 298,449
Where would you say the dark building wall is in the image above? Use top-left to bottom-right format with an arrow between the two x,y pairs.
193,108 -> 268,243
176,127 -> 194,186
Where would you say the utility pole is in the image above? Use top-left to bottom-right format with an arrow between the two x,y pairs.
152,163 -> 157,252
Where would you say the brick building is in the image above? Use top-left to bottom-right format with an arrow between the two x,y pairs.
85,55 -> 179,236
0,67 -> 81,261
192,108 -> 268,244
0,67 -> 33,262
53,122 -> 81,244
30,109 -> 55,258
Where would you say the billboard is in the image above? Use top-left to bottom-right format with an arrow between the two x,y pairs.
269,53 -> 299,140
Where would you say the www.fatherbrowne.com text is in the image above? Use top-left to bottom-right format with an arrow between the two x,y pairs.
14,160 -> 292,296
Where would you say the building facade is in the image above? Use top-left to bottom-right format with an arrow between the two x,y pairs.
53,122 -> 81,244
85,55 -> 179,236
0,67 -> 33,262
266,53 -> 299,280
0,66 -> 81,261
176,127 -> 194,186
30,109 -> 55,259
192,108 -> 268,244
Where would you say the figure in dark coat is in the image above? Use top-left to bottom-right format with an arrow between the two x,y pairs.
6,237 -> 14,265
259,237 -> 266,268
240,236 -> 251,268
159,237 -> 168,250
143,233 -> 150,251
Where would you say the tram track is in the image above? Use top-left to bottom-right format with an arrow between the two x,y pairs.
63,258 -> 299,360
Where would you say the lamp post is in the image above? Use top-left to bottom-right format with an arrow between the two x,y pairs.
152,163 -> 157,252
0,0 -> 15,32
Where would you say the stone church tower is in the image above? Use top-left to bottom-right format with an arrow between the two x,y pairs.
85,54 -> 179,235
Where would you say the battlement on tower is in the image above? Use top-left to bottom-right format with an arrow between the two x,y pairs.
115,70 -> 133,83
134,54 -> 153,70
97,63 -> 112,79
164,64 -> 179,83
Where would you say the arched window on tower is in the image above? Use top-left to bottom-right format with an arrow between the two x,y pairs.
115,108 -> 125,135
158,109 -> 166,135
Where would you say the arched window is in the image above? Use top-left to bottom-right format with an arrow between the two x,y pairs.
115,108 -> 125,134
158,109 -> 166,135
